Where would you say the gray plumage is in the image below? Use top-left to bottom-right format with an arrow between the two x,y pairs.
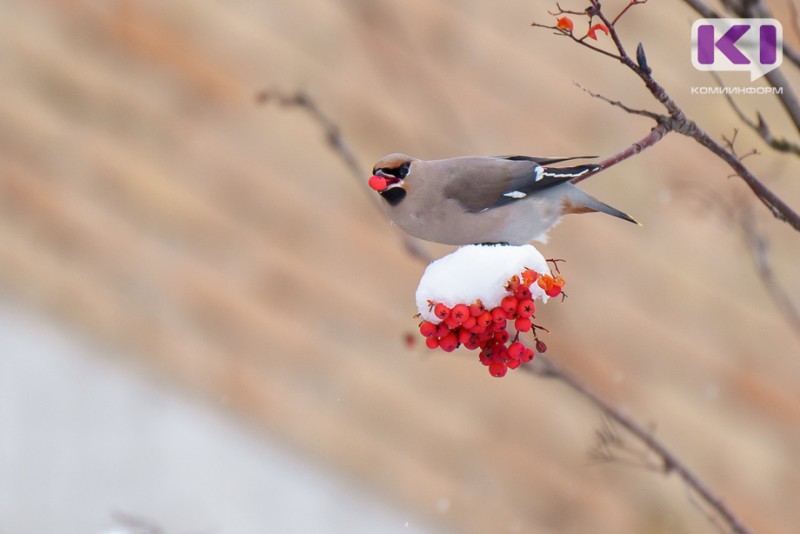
371,153 -> 638,246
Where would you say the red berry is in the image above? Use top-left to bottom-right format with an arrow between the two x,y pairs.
520,348 -> 535,363
419,321 -> 437,338
439,332 -> 458,352
477,330 -> 494,343
451,303 -> 469,322
457,328 -> 472,345
476,311 -> 493,328
433,324 -> 449,339
464,337 -> 480,350
425,337 -> 440,349
514,286 -> 532,301
515,316 -> 532,332
501,296 -> 518,315
462,315 -> 477,330
491,307 -> 507,323
434,303 -> 451,320
494,330 -> 510,344
507,358 -> 521,370
546,285 -> 562,298
492,345 -> 509,362
489,361 -> 508,377
507,341 -> 525,360
478,349 -> 492,366
517,299 -> 535,318
445,315 -> 461,329
368,175 -> 387,191
469,301 -> 485,317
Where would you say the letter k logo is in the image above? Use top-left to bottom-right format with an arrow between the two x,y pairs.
691,19 -> 783,81
697,24 -> 750,64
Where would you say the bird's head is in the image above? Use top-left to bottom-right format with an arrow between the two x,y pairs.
369,153 -> 415,206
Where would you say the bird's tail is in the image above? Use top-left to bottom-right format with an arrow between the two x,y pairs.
562,184 -> 640,225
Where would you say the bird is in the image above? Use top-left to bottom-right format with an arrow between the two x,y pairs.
368,153 -> 639,246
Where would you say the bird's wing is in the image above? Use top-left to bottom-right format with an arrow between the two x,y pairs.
494,155 -> 597,165
442,157 -> 594,213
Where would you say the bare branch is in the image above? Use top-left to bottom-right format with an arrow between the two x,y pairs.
256,89 -> 362,178
573,82 -> 663,121
523,355 -> 755,534
256,89 -> 433,263
694,190 -> 800,340
530,22 -> 623,61
534,1 -> 800,231
588,416 -> 663,472
711,73 -> 800,156
738,207 -> 800,339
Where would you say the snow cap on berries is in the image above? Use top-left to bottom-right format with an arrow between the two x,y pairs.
415,244 -> 550,323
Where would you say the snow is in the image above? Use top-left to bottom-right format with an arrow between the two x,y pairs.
415,244 -> 551,323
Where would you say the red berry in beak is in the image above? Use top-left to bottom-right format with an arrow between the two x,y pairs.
368,175 -> 388,191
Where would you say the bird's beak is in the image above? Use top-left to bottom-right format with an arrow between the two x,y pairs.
368,170 -> 404,192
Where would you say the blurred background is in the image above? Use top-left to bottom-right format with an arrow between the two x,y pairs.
1,0 -> 799,532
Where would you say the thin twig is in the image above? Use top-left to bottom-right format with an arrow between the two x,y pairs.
711,73 -> 800,156
588,416 -> 663,472
256,89 -> 363,178
529,22 -> 623,61
256,89 -> 433,263
740,209 -> 800,339
698,190 -> 800,340
571,122 -> 670,184
523,355 -> 755,534
573,82 -> 663,121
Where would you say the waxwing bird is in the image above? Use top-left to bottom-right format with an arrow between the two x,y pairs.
368,153 -> 639,246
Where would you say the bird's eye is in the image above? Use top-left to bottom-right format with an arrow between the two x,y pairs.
375,162 -> 411,179
395,162 -> 410,178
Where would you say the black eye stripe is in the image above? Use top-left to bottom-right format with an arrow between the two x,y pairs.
376,162 -> 410,179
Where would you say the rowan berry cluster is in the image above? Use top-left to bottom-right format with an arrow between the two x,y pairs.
418,269 -> 565,378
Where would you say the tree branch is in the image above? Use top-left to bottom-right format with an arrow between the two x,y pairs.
534,0 -> 800,231
256,89 -> 432,263
523,355 -> 755,534
711,73 -> 800,156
